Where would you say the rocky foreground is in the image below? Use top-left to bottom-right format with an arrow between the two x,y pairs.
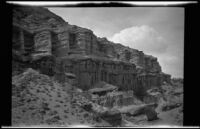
12,68 -> 111,127
12,68 -> 183,127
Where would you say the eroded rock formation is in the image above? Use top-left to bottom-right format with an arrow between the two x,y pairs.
12,6 -> 171,94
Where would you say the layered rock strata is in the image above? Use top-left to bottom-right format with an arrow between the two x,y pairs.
12,6 -> 171,93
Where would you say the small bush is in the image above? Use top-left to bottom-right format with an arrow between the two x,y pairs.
48,110 -> 57,116
83,113 -> 89,118
64,110 -> 68,113
54,104 -> 60,108
57,94 -> 61,98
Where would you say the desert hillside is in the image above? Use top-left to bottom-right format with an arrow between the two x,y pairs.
11,6 -> 183,127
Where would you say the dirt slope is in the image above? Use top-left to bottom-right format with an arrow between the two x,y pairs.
12,68 -> 110,127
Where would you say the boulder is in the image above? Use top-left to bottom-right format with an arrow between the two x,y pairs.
144,106 -> 158,121
99,109 -> 122,126
89,81 -> 118,96
162,103 -> 182,111
64,72 -> 77,86
121,103 -> 158,119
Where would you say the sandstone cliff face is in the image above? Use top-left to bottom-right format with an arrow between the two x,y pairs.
103,40 -> 162,73
12,6 -> 171,93
60,56 -> 137,91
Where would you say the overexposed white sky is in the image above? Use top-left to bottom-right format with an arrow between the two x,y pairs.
48,7 -> 184,78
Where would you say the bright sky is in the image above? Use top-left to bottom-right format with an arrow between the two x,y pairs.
48,7 -> 184,78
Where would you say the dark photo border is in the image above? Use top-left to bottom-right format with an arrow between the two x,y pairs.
1,0 -> 199,127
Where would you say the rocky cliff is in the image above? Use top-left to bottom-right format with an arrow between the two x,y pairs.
12,6 -> 171,93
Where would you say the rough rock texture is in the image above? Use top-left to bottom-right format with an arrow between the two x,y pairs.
12,6 -> 171,98
60,56 -> 137,91
11,6 -> 183,127
144,106 -> 159,121
160,72 -> 172,84
122,84 -> 183,126
91,90 -> 143,108
12,68 -> 111,126
88,81 -> 118,96
120,103 -> 157,115
69,88 -> 123,126
99,109 -> 122,126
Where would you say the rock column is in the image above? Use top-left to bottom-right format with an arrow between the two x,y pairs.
34,30 -> 52,55
56,31 -> 69,57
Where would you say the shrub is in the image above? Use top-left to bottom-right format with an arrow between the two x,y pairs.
55,104 -> 60,108
83,113 -> 89,118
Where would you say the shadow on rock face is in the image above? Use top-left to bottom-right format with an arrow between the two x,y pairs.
100,109 -> 122,126
145,107 -> 159,121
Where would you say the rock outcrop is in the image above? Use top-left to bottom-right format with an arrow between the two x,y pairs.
12,5 -> 171,95
12,68 -> 111,126
119,103 -> 158,121
90,90 -> 143,108
11,6 -> 184,127
99,109 -> 122,126
88,81 -> 118,96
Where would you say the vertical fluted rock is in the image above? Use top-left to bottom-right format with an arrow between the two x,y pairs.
60,57 -> 138,91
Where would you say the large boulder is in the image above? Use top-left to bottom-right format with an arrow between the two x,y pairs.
121,103 -> 158,121
89,81 -> 118,96
99,109 -> 122,126
77,99 -> 122,126
162,103 -> 182,112
144,106 -> 158,121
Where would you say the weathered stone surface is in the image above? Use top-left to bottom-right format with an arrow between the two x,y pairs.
144,106 -> 158,121
52,31 -> 69,57
121,103 -> 158,121
11,6 -> 184,127
162,103 -> 182,112
12,6 -> 172,94
161,72 -> 171,84
71,90 -> 122,126
92,90 -> 143,108
97,37 -> 118,58
30,55 -> 55,76
89,81 -> 118,96
142,87 -> 163,104
99,109 -> 122,126
12,68 -> 112,126
33,30 -> 52,55
60,56 -> 137,91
